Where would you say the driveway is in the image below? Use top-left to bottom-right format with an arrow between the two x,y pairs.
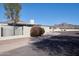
0,37 -> 32,54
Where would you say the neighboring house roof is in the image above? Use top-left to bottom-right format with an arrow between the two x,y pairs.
53,23 -> 79,29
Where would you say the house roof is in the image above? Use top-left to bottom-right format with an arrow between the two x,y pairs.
0,21 -> 50,27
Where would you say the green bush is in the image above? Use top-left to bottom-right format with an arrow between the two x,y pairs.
30,26 -> 45,37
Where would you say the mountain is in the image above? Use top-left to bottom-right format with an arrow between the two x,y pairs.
53,23 -> 79,29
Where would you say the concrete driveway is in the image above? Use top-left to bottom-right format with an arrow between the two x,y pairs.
0,36 -> 49,56
0,37 -> 32,54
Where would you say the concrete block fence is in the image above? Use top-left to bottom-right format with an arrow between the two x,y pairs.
0,25 -> 51,40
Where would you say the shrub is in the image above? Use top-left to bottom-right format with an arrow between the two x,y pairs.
30,26 -> 45,37
40,27 -> 45,35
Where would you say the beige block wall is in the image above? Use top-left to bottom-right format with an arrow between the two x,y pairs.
23,26 -> 31,37
53,28 -> 62,32
2,26 -> 14,37
0,25 -> 52,37
23,26 -> 52,36
41,26 -> 52,34
66,29 -> 79,31
53,28 -> 79,32
0,27 -> 1,37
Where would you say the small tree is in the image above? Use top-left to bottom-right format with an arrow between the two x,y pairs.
4,3 -> 21,35
4,3 -> 21,23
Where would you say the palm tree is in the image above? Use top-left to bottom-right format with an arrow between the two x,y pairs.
4,3 -> 21,35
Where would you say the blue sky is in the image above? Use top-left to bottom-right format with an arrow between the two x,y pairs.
0,3 -> 79,25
